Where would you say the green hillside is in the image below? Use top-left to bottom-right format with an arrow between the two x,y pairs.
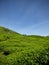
0,26 -> 49,65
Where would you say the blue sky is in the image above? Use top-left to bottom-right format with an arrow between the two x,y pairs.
0,0 -> 49,36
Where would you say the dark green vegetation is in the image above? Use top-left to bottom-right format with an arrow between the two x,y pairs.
0,26 -> 49,65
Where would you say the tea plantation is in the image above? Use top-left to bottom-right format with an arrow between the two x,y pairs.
0,26 -> 49,65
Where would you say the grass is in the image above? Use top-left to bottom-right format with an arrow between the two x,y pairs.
0,26 -> 49,65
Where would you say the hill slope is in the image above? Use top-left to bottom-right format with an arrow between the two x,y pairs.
0,27 -> 49,65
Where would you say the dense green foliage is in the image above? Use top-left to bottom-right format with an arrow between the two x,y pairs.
0,26 -> 49,65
